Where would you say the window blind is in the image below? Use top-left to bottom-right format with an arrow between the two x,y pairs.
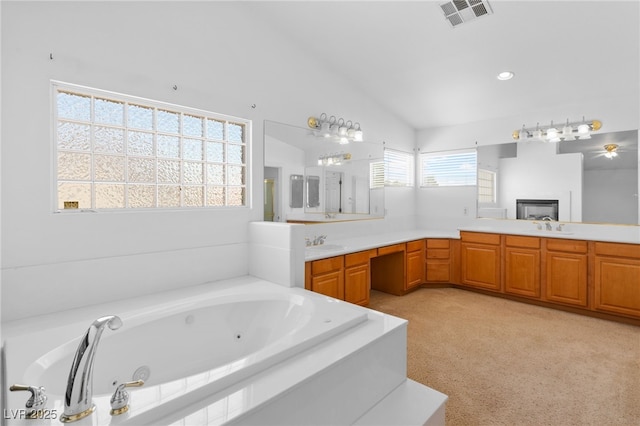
420,149 -> 477,187
384,148 -> 414,187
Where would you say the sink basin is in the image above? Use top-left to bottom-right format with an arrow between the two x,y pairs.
306,244 -> 346,251
529,230 -> 574,236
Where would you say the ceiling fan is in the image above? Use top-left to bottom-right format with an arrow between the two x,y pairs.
603,143 -> 619,159
588,143 -> 626,160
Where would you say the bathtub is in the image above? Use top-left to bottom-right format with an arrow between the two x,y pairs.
2,277 -> 369,425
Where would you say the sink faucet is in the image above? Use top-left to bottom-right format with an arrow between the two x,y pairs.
545,222 -> 552,231
313,235 -> 327,245
61,315 -> 122,423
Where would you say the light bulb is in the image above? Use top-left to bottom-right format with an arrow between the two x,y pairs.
577,123 -> 591,139
561,119 -> 575,140
353,123 -> 363,142
320,122 -> 330,137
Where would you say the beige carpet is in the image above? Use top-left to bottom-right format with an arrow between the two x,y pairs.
368,287 -> 640,426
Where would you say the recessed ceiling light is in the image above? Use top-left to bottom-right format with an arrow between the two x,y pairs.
497,71 -> 514,81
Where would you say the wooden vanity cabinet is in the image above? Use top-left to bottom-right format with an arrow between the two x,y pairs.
344,249 -> 377,306
460,232 -> 501,291
504,235 -> 541,298
308,256 -> 344,300
306,250 -> 376,306
543,239 -> 588,307
406,240 -> 426,290
425,239 -> 452,283
593,242 -> 640,319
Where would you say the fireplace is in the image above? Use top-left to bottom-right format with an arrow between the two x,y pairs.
516,199 -> 559,221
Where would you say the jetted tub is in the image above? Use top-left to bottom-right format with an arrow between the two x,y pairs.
2,278 -> 368,425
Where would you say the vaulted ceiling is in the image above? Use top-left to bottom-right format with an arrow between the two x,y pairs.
251,1 -> 640,130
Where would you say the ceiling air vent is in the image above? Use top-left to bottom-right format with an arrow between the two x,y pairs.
440,0 -> 493,28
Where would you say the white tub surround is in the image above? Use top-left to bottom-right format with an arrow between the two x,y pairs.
3,276 -> 447,425
249,221 -> 306,287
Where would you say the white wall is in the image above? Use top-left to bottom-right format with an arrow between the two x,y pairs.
264,136 -> 306,220
584,168 -> 638,224
1,2 -> 415,322
499,142 -> 583,222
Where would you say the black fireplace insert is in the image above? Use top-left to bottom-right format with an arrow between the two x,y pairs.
516,199 -> 559,221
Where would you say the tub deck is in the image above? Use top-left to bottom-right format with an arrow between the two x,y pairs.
2,276 -> 446,425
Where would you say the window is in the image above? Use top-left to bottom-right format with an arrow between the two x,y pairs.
477,168 -> 496,203
420,149 -> 477,187
369,160 -> 385,189
53,82 -> 250,211
384,149 -> 414,187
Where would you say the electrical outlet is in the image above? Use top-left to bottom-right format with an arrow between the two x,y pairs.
463,207 -> 468,216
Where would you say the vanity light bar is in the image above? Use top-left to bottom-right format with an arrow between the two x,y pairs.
513,118 -> 602,142
318,153 -> 351,166
308,114 -> 363,143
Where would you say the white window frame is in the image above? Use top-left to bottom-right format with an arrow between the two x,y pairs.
369,160 -> 385,189
52,81 -> 251,212
419,149 -> 477,187
477,168 -> 497,204
384,148 -> 415,187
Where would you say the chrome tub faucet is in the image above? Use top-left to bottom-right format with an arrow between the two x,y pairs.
61,315 -> 122,423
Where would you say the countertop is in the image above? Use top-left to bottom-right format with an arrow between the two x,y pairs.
305,229 -> 459,261
458,224 -> 640,245
305,224 -> 640,261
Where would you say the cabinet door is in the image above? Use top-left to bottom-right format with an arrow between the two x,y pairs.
504,247 -> 540,298
311,270 -> 344,300
345,263 -> 370,306
426,260 -> 450,282
461,243 -> 501,291
594,256 -> 640,318
305,262 -> 311,290
406,248 -> 425,290
545,252 -> 587,307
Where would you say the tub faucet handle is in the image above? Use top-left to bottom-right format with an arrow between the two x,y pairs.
110,380 -> 144,416
10,384 -> 48,418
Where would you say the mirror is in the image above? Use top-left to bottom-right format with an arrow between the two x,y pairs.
289,174 -> 304,208
306,175 -> 320,208
264,120 -> 384,223
477,130 -> 639,225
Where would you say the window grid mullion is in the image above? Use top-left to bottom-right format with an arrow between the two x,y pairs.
54,82 -> 249,211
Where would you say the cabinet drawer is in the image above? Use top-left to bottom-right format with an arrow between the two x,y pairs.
426,249 -> 450,259
505,235 -> 540,249
311,256 -> 344,275
345,249 -> 376,267
427,239 -> 450,249
594,242 -> 640,259
406,240 -> 425,253
377,244 -> 405,256
460,232 -> 500,245
546,239 -> 588,253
